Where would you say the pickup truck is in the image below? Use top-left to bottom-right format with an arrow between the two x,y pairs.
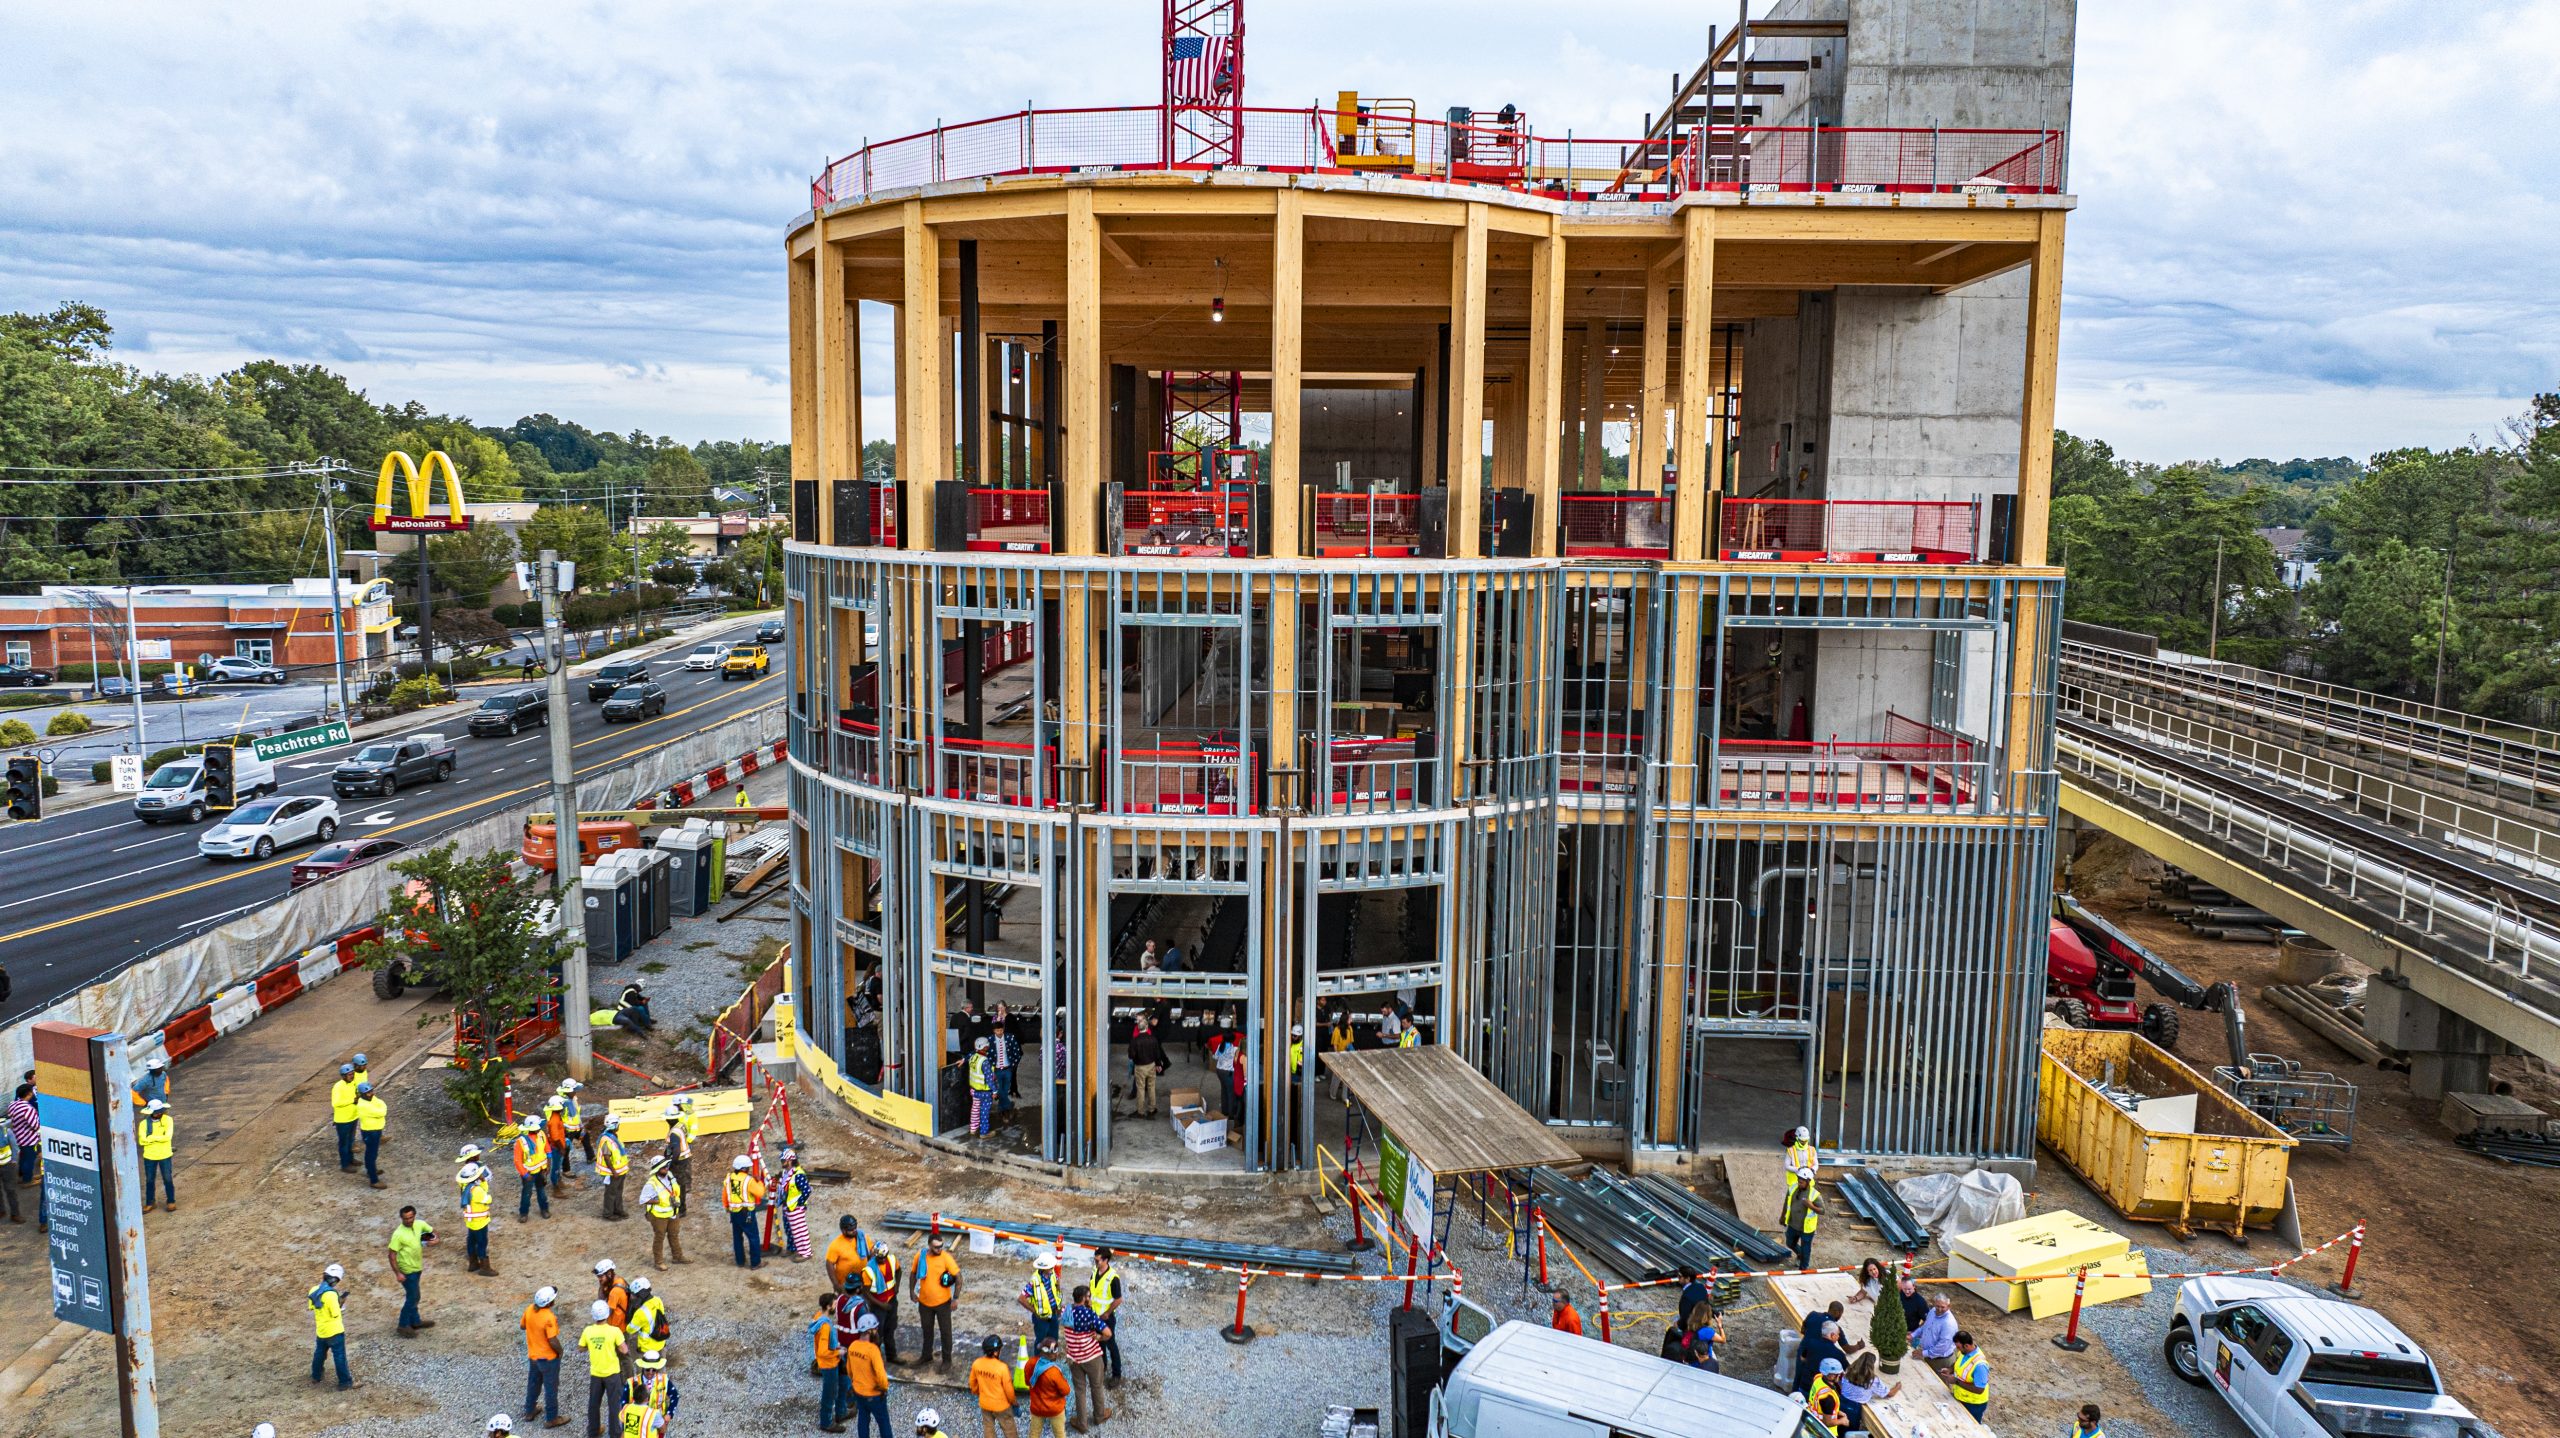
330,734 -> 457,797
2165,1277 -> 2496,1438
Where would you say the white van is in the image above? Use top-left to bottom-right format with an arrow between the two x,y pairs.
132,749 -> 279,824
1432,1322 -> 1821,1438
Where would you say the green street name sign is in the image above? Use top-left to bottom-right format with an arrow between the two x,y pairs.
251,720 -> 352,763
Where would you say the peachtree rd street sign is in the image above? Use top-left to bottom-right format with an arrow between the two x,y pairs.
252,720 -> 352,764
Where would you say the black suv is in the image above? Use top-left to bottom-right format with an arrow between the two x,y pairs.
586,661 -> 651,702
468,690 -> 547,736
601,679 -> 667,722
756,619 -> 785,644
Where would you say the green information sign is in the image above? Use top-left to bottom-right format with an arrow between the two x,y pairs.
1376,1129 -> 1409,1228
251,720 -> 352,763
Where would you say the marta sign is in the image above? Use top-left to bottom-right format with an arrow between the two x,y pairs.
371,449 -> 472,532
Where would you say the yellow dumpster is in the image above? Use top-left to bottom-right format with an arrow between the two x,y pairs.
2037,1028 -> 2294,1238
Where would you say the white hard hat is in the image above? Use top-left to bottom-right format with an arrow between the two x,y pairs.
147,1054 -> 168,1071
458,1162 -> 486,1183
323,1263 -> 344,1280
1290,1025 -> 1303,1036
629,1275 -> 652,1295
457,1143 -> 483,1162
663,1104 -> 682,1119
1789,1126 -> 1809,1144
594,1258 -> 617,1275
781,1146 -> 798,1161
854,1309 -> 878,1332
145,1099 -> 167,1114
602,1114 -> 620,1129
591,1299 -> 610,1322
545,1097 -> 563,1111
254,1426 -> 278,1438
731,1154 -> 752,1171
533,1286 -> 557,1307
677,1096 -> 696,1108
558,1078 -> 581,1092
489,1416 -> 516,1434
915,1408 -> 942,1430
1033,1253 -> 1059,1270
1794,1165 -> 1816,1181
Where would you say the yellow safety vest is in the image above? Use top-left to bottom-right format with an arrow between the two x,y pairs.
1808,1375 -> 1845,1426
865,1249 -> 901,1297
460,1175 -> 492,1229
1023,1273 -> 1060,1318
138,1115 -> 173,1161
516,1130 -> 549,1175
355,1096 -> 387,1132
968,1054 -> 992,1093
560,1100 -> 582,1133
723,1171 -> 762,1212
1949,1348 -> 1988,1404
1396,1028 -> 1418,1048
330,1078 -> 359,1124
1786,1184 -> 1821,1236
350,1066 -> 369,1092
629,1295 -> 669,1354
309,1284 -> 344,1338
1091,1267 -> 1120,1315
1289,1040 -> 1304,1075
598,1134 -> 628,1177
645,1177 -> 682,1219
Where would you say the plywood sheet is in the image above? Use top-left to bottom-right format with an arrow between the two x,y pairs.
1323,1047 -> 1578,1176
1718,1149 -> 1789,1233
1767,1269 -> 1992,1438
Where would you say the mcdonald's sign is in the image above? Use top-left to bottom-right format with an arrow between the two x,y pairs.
371,450 -> 473,532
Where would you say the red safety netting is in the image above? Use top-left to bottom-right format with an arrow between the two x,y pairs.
1122,486 -> 1255,556
1306,492 -> 1421,557
966,488 -> 1052,553
1560,494 -> 1673,557
1719,498 -> 1978,562
1119,740 -> 1257,815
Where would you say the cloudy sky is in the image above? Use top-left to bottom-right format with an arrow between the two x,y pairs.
4,0 -> 2553,464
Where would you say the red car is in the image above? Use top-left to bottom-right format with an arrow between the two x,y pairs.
288,837 -> 407,891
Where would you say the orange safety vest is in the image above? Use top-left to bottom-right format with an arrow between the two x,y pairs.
515,1128 -> 550,1177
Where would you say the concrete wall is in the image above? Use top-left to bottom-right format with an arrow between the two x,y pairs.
1823,277 -> 2030,505
1733,297 -> 1835,501
1299,386 -> 1418,489
1840,0 -> 2077,134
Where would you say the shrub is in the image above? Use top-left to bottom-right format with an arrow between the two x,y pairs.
91,760 -> 112,783
493,602 -> 539,629
0,719 -> 35,746
446,654 -> 485,682
385,675 -> 449,713
41,773 -> 58,796
144,745 -> 189,773
1870,1273 -> 1910,1370
45,710 -> 91,736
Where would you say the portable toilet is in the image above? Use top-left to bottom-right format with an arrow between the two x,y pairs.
580,862 -> 623,963
642,848 -> 674,935
630,847 -> 662,942
661,823 -> 714,917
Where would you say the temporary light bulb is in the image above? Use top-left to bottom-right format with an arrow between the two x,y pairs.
1211,296 -> 1225,323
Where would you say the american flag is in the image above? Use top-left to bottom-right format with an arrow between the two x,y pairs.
1167,33 -> 1234,104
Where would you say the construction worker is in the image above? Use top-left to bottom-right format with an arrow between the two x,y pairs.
1325,1010 -> 1355,1100
724,1153 -> 769,1268
843,1308 -> 891,1438
1808,1356 -> 1848,1433
513,1117 -> 553,1220
966,1037 -> 995,1137
1061,1285 -> 1111,1431
546,1097 -> 578,1189
1549,1292 -> 1583,1336
137,1099 -> 175,1211
1017,1251 -> 1064,1346
912,1229 -> 962,1372
814,1289 -> 851,1433
131,1050 -> 170,1108
1781,1165 -> 1821,1269
1087,1248 -> 1123,1387
860,1228 -> 904,1364
308,1261 -> 352,1390
354,1081 -> 389,1189
0,1107 -> 17,1224
626,1274 -> 670,1363
596,1258 -> 631,1330
2070,1402 -> 2105,1438
627,1345 -> 677,1433
968,1333 -> 1020,1438
617,978 -> 655,1033
522,1286 -> 566,1429
1782,1126 -> 1818,1208
579,1298 -> 630,1438
777,1146 -> 813,1260
386,1203 -> 437,1335
457,1146 -> 497,1276
489,1416 -> 516,1437
914,1407 -> 950,1438
661,1103 -> 693,1217
351,1052 -> 370,1088
596,1114 -> 631,1221
561,1079 -> 596,1166
1021,1335 -> 1072,1438
642,1156 -> 687,1268
330,1063 -> 361,1171
1947,1332 -> 1990,1423
827,1213 -> 870,1293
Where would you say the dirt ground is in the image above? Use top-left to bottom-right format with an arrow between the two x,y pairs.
2082,889 -> 2559,1435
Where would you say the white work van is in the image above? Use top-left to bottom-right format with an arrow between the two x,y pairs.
1432,1322 -> 1820,1438
132,749 -> 278,824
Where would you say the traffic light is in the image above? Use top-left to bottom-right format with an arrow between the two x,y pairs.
203,744 -> 237,811
3,757 -> 38,822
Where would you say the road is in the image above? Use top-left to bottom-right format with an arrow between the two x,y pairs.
0,619 -> 785,1025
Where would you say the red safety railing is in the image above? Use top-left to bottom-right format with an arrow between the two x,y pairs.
966,488 -> 1053,553
1716,724 -> 1982,810
1558,726 -> 1642,797
938,735 -> 1052,808
940,622 -> 1034,694
1121,486 -> 1255,557
1560,494 -> 1673,558
1118,740 -> 1257,815
1324,737 -> 1427,813
1307,492 -> 1422,557
1719,498 -> 1979,563
811,104 -> 2065,207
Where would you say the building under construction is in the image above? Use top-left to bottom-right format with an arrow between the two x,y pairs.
780,0 -> 2076,1175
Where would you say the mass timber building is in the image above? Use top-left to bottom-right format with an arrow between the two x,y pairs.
781,1 -> 2077,1175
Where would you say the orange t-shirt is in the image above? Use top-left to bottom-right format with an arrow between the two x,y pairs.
523,1305 -> 561,1361
813,1307 -> 843,1370
1552,1305 -> 1584,1336
826,1235 -> 866,1290
844,1338 -> 888,1397
603,1281 -> 630,1330
1027,1361 -> 1072,1417
968,1356 -> 1015,1413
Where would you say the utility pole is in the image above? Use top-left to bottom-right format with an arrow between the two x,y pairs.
539,548 -> 592,1080
315,460 -> 353,718
626,486 -> 646,637
122,583 -> 148,752
2207,537 -> 2225,661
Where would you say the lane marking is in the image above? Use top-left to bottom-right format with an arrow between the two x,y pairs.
108,835 -> 178,854
0,852 -> 203,913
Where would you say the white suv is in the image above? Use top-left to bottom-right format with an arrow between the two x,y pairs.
2165,1277 -> 2492,1438
682,642 -> 727,671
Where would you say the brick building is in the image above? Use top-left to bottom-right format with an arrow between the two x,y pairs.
0,579 -> 398,677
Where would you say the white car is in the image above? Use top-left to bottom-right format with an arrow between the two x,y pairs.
682,642 -> 728,671
206,656 -> 289,684
197,795 -> 340,860
2165,1276 -> 2490,1438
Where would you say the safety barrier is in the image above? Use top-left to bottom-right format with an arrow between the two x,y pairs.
709,951 -> 791,1082
1305,492 -> 1422,557
1716,732 -> 1982,811
651,738 -> 789,810
1719,497 -> 1980,563
1559,494 -> 1673,558
1121,487 -> 1255,557
811,105 -> 2066,206
938,735 -> 1052,808
965,488 -> 1053,553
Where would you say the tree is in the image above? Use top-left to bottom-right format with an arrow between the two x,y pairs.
386,420 -> 524,503
356,843 -> 577,1118
426,525 -> 519,609
643,446 -> 712,515
2307,539 -> 2447,696
637,522 -> 697,569
517,503 -> 623,587
2312,447 -> 2496,561
426,607 -> 513,653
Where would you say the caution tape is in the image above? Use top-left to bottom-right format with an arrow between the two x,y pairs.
1598,1225 -> 2367,1294
917,1210 -> 1463,1292
2060,1224 -> 2366,1283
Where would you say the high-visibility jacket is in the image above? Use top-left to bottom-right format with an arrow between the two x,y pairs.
666,1124 -> 692,1160
779,1168 -> 809,1212
1021,1272 -> 1061,1318
2071,1426 -> 2106,1438
722,1171 -> 766,1213
355,1096 -> 388,1132
642,1176 -> 681,1219
459,1173 -> 492,1230
967,1053 -> 992,1093
514,1129 -> 550,1177
330,1078 -> 360,1124
1808,1375 -> 1846,1429
560,1099 -> 582,1134
597,1134 -> 629,1179
137,1114 -> 173,1162
1396,1027 -> 1419,1048
1090,1266 -> 1121,1316
1782,1181 -> 1820,1237
309,1284 -> 344,1338
1948,1348 -> 1989,1405
862,1248 -> 901,1300
1288,1040 -> 1304,1076
629,1295 -> 670,1355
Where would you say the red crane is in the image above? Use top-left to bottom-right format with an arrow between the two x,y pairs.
1163,0 -> 1244,166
